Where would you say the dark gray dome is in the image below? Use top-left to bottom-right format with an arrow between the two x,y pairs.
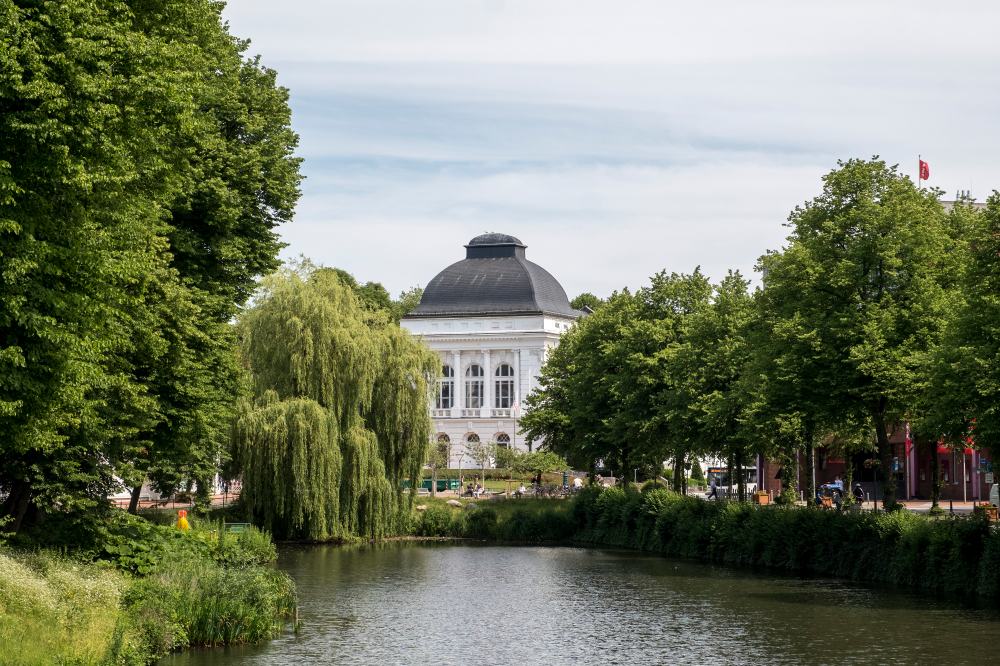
406,234 -> 580,319
467,232 -> 524,247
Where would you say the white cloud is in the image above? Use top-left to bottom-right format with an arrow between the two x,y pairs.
222,1 -> 1000,296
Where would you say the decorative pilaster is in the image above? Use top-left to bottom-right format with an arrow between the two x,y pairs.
515,348 -> 522,448
483,349 -> 493,415
452,350 -> 462,417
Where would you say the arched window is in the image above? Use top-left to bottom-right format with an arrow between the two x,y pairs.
465,364 -> 484,408
436,365 -> 454,409
466,433 -> 480,444
494,364 -> 514,408
495,433 -> 510,449
436,433 -> 451,460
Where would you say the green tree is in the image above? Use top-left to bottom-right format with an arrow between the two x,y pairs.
689,458 -> 705,483
0,0 -> 300,530
522,290 -> 645,477
493,444 -> 521,493
570,292 -> 603,311
393,286 -> 424,321
466,439 -> 497,485
426,435 -> 451,497
233,265 -> 437,540
757,159 -> 957,509
518,451 -> 569,476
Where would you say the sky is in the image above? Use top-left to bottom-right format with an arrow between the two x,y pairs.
222,0 -> 1000,299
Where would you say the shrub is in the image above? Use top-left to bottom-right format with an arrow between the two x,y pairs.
1,508 -> 296,664
418,505 -> 455,537
566,487 -> 1000,603
463,507 -> 499,539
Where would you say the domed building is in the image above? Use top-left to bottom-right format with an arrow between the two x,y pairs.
402,233 -> 581,467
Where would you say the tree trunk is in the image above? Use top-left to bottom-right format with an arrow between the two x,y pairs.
735,448 -> 746,502
127,484 -> 142,514
726,453 -> 734,501
778,458 -> 795,503
871,401 -> 897,510
843,457 -> 854,505
930,439 -> 941,510
804,421 -> 816,504
1,480 -> 33,533
672,454 -> 684,492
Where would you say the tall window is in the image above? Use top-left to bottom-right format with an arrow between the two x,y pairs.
436,365 -> 454,409
465,364 -> 483,408
495,433 -> 510,449
436,433 -> 450,461
495,364 -> 514,408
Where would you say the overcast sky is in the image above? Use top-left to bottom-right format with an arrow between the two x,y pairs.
223,0 -> 1000,298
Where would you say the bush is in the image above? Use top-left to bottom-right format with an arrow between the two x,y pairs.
565,487 -> 1000,603
1,509 -> 296,664
417,505 -> 455,537
463,506 -> 499,539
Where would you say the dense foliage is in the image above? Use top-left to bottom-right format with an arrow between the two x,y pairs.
0,511 -> 295,664
569,487 -> 1000,602
234,266 -> 438,540
413,498 -> 575,543
420,491 -> 1000,603
522,159 -> 994,508
0,0 -> 301,530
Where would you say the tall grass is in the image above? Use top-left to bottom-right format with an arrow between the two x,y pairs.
125,555 -> 296,650
1,512 -> 296,664
0,550 -> 130,665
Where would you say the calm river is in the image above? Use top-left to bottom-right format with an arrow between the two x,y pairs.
164,543 -> 1000,665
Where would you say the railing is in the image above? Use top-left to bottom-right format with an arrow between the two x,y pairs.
431,409 -> 451,418
461,408 -> 481,418
491,408 -> 511,418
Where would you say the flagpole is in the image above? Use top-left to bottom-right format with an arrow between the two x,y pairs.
917,154 -> 921,189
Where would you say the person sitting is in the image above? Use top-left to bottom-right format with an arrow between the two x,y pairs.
573,476 -> 584,491
516,483 -> 526,498
473,483 -> 483,499
852,483 -> 865,505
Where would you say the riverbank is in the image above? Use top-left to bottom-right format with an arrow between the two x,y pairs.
413,488 -> 1000,603
0,511 -> 296,665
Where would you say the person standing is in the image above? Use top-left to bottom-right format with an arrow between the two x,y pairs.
707,477 -> 719,500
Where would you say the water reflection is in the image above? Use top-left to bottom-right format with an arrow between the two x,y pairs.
163,544 -> 1000,665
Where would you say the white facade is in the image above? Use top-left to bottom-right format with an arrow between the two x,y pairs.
401,313 -> 575,468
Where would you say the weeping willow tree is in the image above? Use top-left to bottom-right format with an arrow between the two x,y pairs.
234,267 -> 436,540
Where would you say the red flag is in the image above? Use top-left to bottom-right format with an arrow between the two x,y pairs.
919,159 -> 930,180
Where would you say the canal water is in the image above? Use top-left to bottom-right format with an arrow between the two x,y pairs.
163,543 -> 1000,665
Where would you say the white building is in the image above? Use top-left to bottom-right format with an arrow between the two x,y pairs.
401,233 -> 581,468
